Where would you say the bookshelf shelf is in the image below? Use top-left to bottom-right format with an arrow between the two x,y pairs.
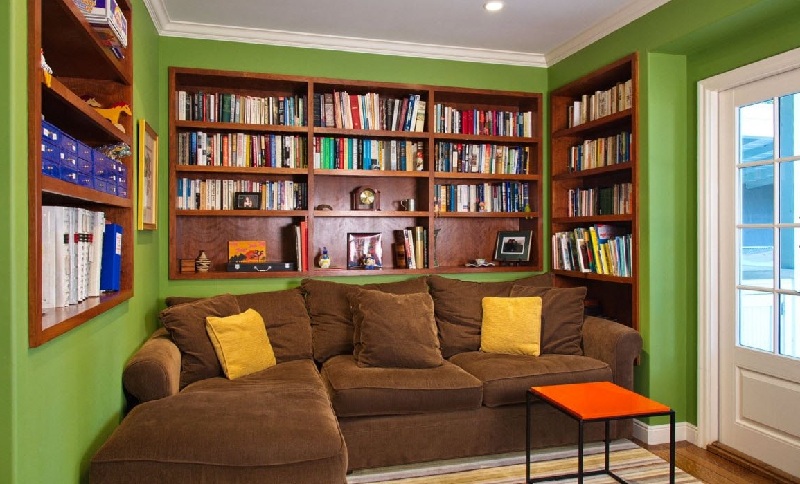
169,67 -> 543,278
28,0 -> 135,347
550,53 -> 639,330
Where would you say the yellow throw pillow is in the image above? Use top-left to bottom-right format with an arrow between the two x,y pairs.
205,308 -> 277,379
481,297 -> 543,356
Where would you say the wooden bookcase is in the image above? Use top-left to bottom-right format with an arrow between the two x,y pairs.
27,0 -> 134,347
168,67 -> 542,279
549,54 -> 639,330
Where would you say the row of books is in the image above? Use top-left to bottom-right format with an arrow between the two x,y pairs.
433,104 -> 534,138
434,182 -> 531,213
567,79 -> 633,128
566,183 -> 632,217
176,178 -> 307,211
41,207 -> 122,319
175,91 -> 307,126
176,131 -> 308,168
393,227 -> 427,269
434,142 -> 531,175
568,131 -> 632,172
313,137 -> 425,171
552,225 -> 632,276
314,92 -> 426,132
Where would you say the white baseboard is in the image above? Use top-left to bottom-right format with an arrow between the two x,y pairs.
633,419 -> 698,446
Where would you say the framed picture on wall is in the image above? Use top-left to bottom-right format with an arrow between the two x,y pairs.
347,232 -> 383,269
137,119 -> 158,230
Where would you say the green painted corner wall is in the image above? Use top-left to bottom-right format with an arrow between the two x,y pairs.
156,38 -> 549,300
2,0 -> 162,482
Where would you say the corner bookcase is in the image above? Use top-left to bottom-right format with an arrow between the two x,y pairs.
549,54 -> 639,329
27,0 -> 134,347
168,67 -> 542,279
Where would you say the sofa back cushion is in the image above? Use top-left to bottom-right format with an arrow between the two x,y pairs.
427,276 -> 515,358
159,294 -> 241,388
166,288 -> 313,364
509,285 -> 587,355
301,277 -> 429,363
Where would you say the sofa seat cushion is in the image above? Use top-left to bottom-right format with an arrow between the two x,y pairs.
321,354 -> 483,417
91,359 -> 347,483
449,351 -> 612,407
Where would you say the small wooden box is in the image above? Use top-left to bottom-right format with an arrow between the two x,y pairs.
179,259 -> 196,274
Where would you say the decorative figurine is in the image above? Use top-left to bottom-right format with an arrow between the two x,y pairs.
318,247 -> 331,269
195,250 -> 211,272
84,97 -> 132,133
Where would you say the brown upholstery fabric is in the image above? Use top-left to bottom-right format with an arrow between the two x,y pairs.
321,355 -> 482,417
91,360 -> 348,484
513,272 -> 554,287
235,289 -> 313,363
158,294 -> 241,388
449,351 -> 611,407
301,277 -> 429,363
351,289 -> 442,368
427,275 -> 515,358
582,315 -> 643,390
509,285 -> 587,355
123,328 -> 181,404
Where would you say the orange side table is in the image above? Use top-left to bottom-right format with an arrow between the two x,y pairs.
526,381 -> 675,484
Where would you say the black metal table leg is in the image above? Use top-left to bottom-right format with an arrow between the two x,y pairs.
526,390 -> 531,484
605,419 -> 611,473
578,419 -> 584,484
670,410 -> 676,484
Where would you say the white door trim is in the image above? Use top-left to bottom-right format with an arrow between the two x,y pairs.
697,47 -> 800,448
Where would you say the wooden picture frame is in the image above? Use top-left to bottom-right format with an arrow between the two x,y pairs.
494,230 -> 532,262
137,119 -> 158,230
233,192 -> 261,210
347,232 -> 383,269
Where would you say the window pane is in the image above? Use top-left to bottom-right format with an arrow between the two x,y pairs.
740,165 -> 774,224
779,160 -> 798,224
780,228 -> 798,291
778,92 -> 800,158
739,100 -> 774,163
739,289 -> 774,352
780,294 -> 800,358
740,228 -> 774,286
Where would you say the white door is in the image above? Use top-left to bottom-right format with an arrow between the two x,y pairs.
718,67 -> 800,477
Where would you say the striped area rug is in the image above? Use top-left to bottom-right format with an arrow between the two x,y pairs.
348,440 -> 701,483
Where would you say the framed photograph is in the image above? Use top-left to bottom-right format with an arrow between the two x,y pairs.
347,232 -> 383,269
494,230 -> 533,262
137,119 -> 158,230
234,192 -> 261,210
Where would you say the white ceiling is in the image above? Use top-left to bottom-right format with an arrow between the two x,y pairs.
143,0 -> 669,67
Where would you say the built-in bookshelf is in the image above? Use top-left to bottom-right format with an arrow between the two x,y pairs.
27,0 -> 135,347
549,54 -> 639,330
169,67 -> 542,279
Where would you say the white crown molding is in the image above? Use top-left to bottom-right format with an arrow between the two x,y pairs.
546,0 -> 670,65
142,0 -> 546,67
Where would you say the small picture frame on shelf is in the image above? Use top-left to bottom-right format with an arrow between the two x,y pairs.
347,232 -> 383,269
494,230 -> 533,262
233,192 -> 261,210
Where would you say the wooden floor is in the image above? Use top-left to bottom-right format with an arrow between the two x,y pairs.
636,439 -> 799,484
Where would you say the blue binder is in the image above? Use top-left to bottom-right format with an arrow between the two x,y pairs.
100,223 -> 122,291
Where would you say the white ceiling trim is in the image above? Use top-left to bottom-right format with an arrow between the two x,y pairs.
546,0 -> 670,65
143,0 -> 667,68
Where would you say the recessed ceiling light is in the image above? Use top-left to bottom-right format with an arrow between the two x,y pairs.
484,1 -> 504,12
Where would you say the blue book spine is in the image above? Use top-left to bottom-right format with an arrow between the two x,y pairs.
100,223 -> 122,291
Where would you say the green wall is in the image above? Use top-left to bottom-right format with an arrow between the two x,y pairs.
2,0 -> 161,482
157,39 -> 550,299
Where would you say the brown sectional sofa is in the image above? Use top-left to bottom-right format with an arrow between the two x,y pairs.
90,274 -> 642,483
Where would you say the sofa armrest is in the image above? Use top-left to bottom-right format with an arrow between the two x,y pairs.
123,328 -> 181,405
582,316 -> 642,390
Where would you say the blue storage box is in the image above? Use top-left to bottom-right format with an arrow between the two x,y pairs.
61,152 -> 78,171
42,158 -> 60,178
117,185 -> 127,198
92,153 -> 113,179
60,134 -> 77,155
77,141 -> 92,160
77,157 -> 93,174
94,179 -> 108,193
42,120 -> 60,144
60,167 -> 78,184
76,172 -> 93,188
41,141 -> 61,162
105,183 -> 117,196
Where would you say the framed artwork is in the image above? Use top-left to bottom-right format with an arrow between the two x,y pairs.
234,192 -> 262,210
494,230 -> 533,262
137,119 -> 158,230
347,232 -> 383,269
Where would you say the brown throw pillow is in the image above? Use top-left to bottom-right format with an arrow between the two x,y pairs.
427,275 -> 515,358
509,285 -> 587,355
350,288 -> 443,368
301,277 -> 429,363
159,294 -> 241,388
235,289 -> 313,363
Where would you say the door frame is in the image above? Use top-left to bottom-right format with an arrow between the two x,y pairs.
697,47 -> 800,448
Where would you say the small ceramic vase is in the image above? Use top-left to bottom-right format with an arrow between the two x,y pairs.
195,250 -> 211,272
